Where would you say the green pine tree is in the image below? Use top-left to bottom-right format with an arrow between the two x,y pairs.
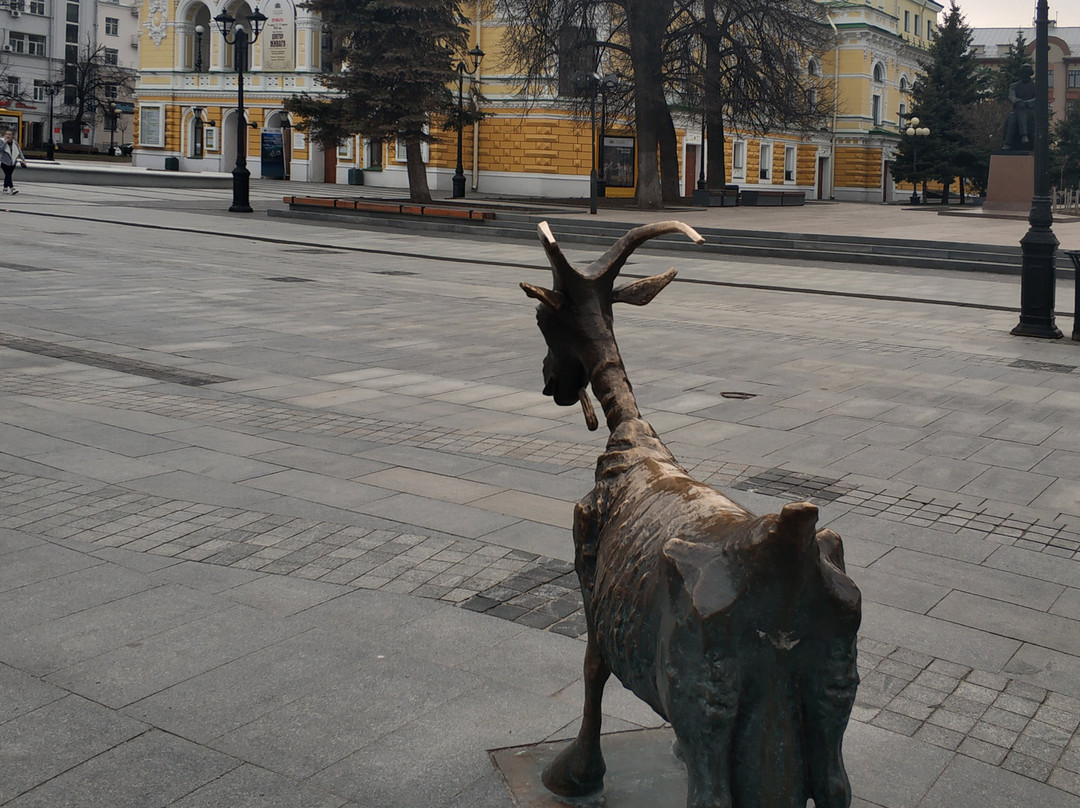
987,29 -> 1032,101
892,1 -> 981,203
285,0 -> 471,202
1051,106 -> 1080,188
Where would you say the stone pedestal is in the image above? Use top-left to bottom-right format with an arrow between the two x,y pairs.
984,153 -> 1034,212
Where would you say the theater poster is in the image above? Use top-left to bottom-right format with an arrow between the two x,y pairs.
262,1 -> 294,70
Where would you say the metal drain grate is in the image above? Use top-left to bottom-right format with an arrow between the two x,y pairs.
732,468 -> 853,503
0,335 -> 232,386
1009,359 -> 1076,373
265,276 -> 315,283
373,270 -> 417,276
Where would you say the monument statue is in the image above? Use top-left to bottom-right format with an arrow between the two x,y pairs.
522,221 -> 862,808
1003,64 -> 1036,151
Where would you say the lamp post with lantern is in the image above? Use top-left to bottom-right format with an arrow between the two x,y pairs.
214,5 -> 267,213
904,116 -> 929,205
452,45 -> 484,199
43,79 -> 64,160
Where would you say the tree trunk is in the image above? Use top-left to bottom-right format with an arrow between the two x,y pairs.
658,106 -> 680,203
625,0 -> 672,210
703,0 -> 727,189
405,137 -> 432,203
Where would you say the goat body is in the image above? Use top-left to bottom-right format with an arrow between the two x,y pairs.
523,222 -> 861,808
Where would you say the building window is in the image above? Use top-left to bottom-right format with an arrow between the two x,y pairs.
33,79 -> 48,101
65,2 -> 78,22
898,102 -> 907,126
1046,69 -> 1053,89
66,23 -> 79,43
28,0 -> 45,13
9,33 -> 48,56
783,145 -> 796,183
394,134 -> 429,163
873,63 -> 885,83
364,138 -> 383,169
872,94 -> 882,125
104,16 -> 119,35
1068,70 -> 1080,89
6,76 -> 19,98
759,142 -> 772,181
926,21 -> 933,38
104,48 -> 119,65
904,10 -> 910,31
914,14 -> 920,37
807,58 -> 819,77
731,140 -> 746,180
104,82 -> 118,99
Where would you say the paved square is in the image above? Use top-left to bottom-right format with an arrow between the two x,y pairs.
1,177 -> 1079,806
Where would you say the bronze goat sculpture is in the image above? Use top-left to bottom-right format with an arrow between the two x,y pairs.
521,221 -> 862,808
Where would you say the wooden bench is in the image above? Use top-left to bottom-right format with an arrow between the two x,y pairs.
283,196 -> 495,221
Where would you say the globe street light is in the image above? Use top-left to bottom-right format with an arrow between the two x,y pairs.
452,45 -> 484,199
194,24 -> 205,72
215,5 -> 268,213
904,116 -> 929,205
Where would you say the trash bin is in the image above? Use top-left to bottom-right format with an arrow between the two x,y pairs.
347,168 -> 364,186
164,157 -> 179,171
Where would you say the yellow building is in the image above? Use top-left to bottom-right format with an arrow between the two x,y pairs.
132,0 -> 942,201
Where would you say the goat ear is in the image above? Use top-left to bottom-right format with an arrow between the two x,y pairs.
612,268 -> 677,306
520,282 -> 564,310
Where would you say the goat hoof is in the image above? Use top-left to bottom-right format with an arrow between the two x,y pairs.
542,743 -> 605,798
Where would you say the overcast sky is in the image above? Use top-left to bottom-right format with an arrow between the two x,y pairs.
958,1 -> 1080,29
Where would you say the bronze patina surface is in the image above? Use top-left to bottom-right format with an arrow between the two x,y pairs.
521,222 -> 863,808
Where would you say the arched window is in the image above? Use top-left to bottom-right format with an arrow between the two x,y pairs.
808,58 -> 820,77
873,62 -> 885,83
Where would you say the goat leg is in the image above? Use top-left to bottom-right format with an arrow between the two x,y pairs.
541,631 -> 610,797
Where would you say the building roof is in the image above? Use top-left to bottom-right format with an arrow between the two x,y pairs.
969,26 -> 1080,55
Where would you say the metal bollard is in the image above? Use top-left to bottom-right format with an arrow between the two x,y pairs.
1068,250 -> 1080,341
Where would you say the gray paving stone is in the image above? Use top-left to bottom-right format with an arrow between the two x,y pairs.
919,753 -> 1077,808
4,728 -> 238,808
930,592 -> 1080,657
170,763 -> 351,808
0,695 -> 147,804
872,548 -> 1064,611
0,542 -> 103,594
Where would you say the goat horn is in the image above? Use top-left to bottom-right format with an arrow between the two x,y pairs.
585,221 -> 705,281
536,221 -> 576,286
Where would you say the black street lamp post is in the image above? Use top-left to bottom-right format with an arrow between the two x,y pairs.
596,73 -> 618,197
215,6 -> 267,213
194,25 -> 204,72
904,116 -> 928,205
452,45 -> 484,199
108,104 -> 120,154
1012,0 -> 1062,339
43,79 -> 63,160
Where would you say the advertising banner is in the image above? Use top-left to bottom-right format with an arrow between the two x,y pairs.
261,129 -> 285,178
262,1 -> 295,70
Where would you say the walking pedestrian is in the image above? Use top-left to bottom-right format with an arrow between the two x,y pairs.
1,130 -> 28,195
